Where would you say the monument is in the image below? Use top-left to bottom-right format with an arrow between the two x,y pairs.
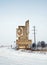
16,20 -> 32,49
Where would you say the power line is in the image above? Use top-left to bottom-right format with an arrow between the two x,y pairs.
33,26 -> 36,43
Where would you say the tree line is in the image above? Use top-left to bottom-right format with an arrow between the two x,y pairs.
31,41 -> 47,50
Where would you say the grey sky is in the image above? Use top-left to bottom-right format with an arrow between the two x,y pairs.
0,0 -> 47,44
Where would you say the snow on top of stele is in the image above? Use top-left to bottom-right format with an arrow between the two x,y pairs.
0,47 -> 47,65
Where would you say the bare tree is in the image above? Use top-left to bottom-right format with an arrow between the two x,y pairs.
41,41 -> 46,48
32,43 -> 36,50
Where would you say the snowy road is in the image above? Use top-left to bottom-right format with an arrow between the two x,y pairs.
0,48 -> 47,65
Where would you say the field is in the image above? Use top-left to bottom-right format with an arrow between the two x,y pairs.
0,47 -> 47,65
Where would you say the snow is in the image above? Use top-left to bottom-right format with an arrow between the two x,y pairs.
0,47 -> 47,65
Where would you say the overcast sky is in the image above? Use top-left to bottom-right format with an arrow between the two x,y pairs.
0,0 -> 47,44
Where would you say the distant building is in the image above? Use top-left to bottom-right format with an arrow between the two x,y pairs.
16,20 -> 32,49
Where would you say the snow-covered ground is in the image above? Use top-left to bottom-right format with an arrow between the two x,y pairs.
0,47 -> 47,65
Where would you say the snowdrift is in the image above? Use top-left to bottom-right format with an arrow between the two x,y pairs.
0,47 -> 47,65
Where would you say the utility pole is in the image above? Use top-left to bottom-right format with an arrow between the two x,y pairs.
33,26 -> 36,44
